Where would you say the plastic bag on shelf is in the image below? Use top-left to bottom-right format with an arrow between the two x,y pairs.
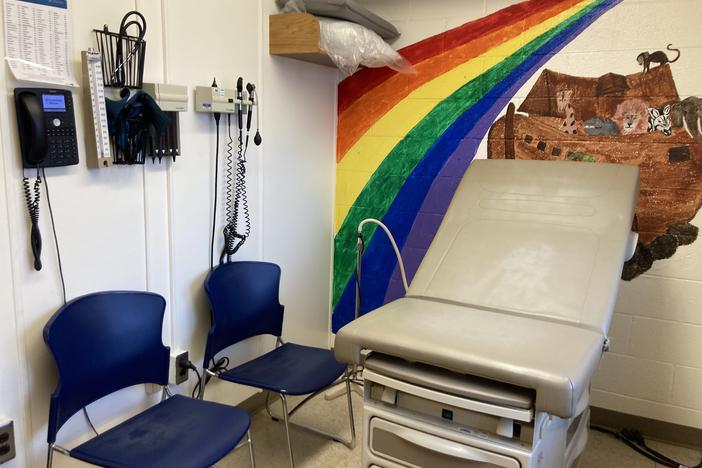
318,18 -> 414,77
277,0 -> 306,13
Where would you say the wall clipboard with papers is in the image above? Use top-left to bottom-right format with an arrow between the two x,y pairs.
4,0 -> 78,87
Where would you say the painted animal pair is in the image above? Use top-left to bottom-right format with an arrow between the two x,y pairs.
557,89 -> 702,141
613,98 -> 671,136
613,97 -> 702,141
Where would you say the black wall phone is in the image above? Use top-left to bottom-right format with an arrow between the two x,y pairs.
14,88 -> 78,271
14,88 -> 79,168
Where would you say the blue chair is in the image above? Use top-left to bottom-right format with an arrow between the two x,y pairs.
202,262 -> 355,467
44,291 -> 255,468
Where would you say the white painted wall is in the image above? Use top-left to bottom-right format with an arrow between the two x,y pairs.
357,0 -> 702,430
0,0 -> 338,466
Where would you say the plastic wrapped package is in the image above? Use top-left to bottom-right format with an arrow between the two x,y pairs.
318,18 -> 414,76
278,0 -> 306,13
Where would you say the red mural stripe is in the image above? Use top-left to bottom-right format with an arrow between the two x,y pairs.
336,0 -> 581,161
337,0 -> 568,115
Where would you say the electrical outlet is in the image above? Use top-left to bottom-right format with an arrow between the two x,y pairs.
0,420 -> 16,464
169,350 -> 190,385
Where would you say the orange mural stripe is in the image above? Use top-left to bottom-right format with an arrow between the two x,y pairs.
336,0 -> 582,162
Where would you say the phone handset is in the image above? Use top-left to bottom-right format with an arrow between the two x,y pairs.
17,92 -> 48,165
16,91 -> 47,271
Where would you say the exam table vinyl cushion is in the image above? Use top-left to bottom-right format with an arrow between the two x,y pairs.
70,395 -> 250,468
335,160 -> 639,419
335,297 -> 604,418
220,342 -> 347,395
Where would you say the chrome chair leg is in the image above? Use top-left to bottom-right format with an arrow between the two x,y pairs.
247,429 -> 256,468
344,368 -> 357,449
280,395 -> 296,468
46,444 -> 54,468
264,373 -> 356,450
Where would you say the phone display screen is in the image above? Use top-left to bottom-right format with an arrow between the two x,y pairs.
42,94 -> 66,112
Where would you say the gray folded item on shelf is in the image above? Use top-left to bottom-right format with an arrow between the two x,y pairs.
276,0 -> 400,39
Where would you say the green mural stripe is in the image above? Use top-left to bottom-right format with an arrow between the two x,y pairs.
332,0 -> 604,308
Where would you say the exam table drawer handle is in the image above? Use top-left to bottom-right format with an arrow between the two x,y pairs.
372,418 -> 520,468
393,428 -> 518,467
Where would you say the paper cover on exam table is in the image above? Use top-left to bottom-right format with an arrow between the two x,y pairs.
334,160 -> 639,417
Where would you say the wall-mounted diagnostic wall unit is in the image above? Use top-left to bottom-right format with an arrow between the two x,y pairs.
143,83 -> 188,162
194,85 -> 238,114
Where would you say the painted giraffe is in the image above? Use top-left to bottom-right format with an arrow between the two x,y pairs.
557,89 -> 578,134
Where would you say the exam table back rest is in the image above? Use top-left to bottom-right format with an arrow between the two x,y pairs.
43,291 -> 170,443
203,261 -> 285,368
407,160 -> 640,335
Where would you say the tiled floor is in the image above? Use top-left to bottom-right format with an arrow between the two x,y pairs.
220,390 -> 701,468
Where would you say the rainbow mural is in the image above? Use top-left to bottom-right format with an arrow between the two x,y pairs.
332,0 -> 622,332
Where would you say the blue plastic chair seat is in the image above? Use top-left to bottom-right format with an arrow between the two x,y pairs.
70,395 -> 250,468
220,343 -> 346,396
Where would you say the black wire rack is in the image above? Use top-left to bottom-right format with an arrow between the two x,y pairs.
93,11 -> 147,89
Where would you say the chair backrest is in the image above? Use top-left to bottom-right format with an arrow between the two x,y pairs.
203,261 -> 284,367
43,291 -> 169,443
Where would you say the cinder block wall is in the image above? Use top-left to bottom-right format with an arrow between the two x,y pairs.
354,0 -> 702,429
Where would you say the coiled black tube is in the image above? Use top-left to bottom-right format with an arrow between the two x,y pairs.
220,108 -> 251,264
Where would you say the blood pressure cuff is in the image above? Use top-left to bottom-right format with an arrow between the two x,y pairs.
106,90 -> 170,161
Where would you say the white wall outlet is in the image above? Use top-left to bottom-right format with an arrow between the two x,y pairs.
0,419 -> 15,464
169,350 -> 190,385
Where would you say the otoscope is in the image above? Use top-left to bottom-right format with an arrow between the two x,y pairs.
245,83 -> 262,151
236,77 -> 244,143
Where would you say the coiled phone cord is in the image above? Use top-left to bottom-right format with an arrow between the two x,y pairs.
23,168 -> 42,271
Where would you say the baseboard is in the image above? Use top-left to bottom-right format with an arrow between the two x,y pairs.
591,406 -> 702,449
238,391 -> 268,414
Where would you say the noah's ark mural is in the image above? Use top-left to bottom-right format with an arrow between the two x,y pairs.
487,62 -> 702,280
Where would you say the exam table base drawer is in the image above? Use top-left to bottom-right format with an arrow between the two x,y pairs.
370,417 -> 521,468
368,381 -> 534,444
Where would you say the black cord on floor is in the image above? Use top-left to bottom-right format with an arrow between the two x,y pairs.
591,425 -> 702,468
42,168 -> 66,305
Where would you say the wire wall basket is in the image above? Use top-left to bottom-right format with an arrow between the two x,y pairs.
94,11 -> 147,89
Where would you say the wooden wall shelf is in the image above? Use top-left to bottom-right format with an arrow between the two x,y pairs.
269,13 -> 335,68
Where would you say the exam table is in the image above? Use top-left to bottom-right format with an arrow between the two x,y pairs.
334,159 -> 640,468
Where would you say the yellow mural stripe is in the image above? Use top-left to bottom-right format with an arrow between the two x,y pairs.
334,0 -> 594,232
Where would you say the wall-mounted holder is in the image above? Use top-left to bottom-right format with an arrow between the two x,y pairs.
143,83 -> 187,163
93,11 -> 147,89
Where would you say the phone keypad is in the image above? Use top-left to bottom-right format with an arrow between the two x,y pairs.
46,123 -> 78,166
